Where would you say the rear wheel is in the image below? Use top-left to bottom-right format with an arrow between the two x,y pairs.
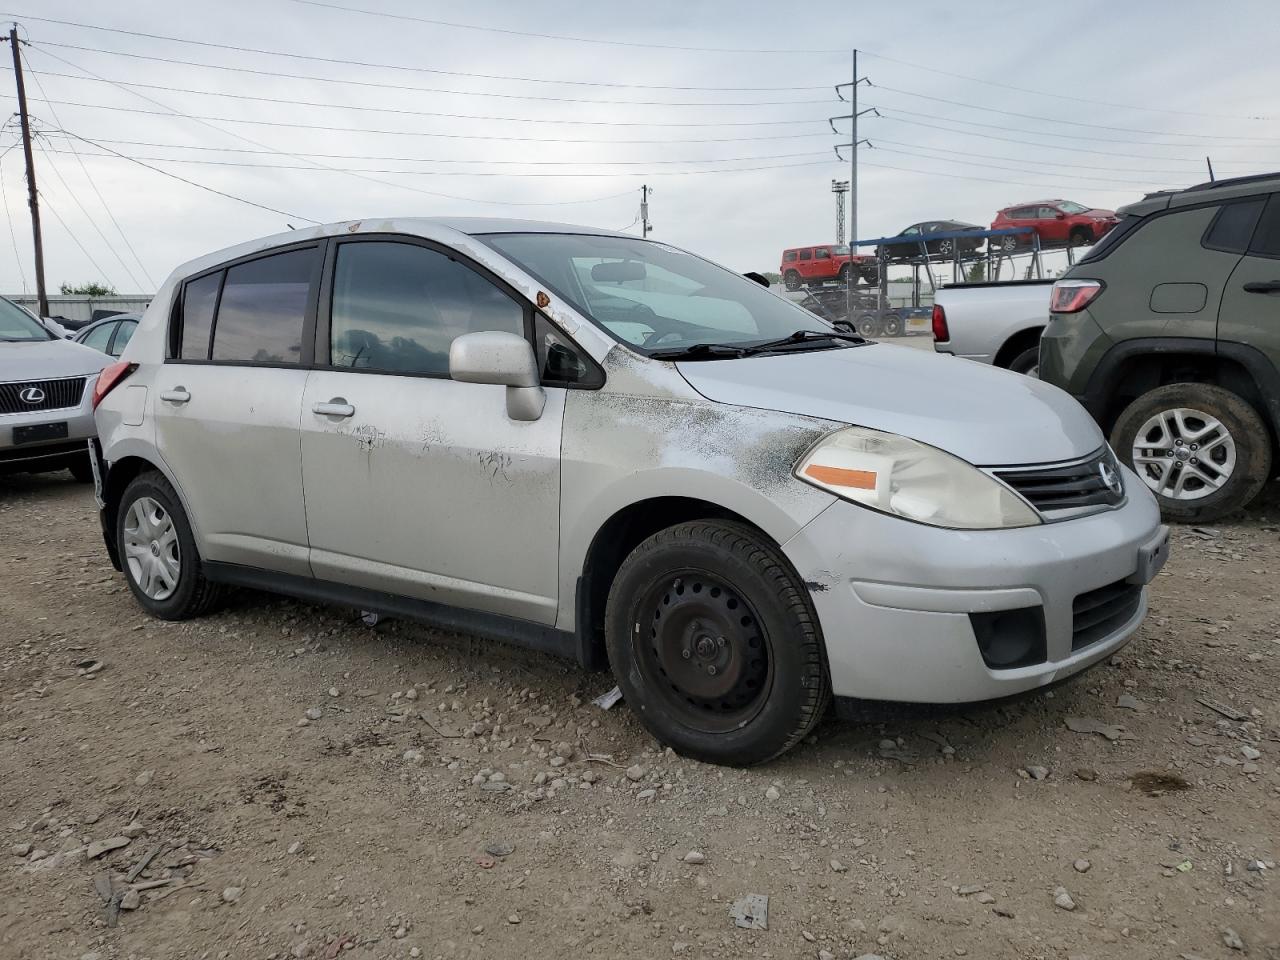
783,270 -> 801,291
116,472 -> 224,619
837,264 -> 850,285
999,234 -> 1018,253
1007,346 -> 1040,377
1111,383 -> 1271,521
605,521 -> 830,766
855,313 -> 882,338
68,455 -> 94,484
881,313 -> 903,337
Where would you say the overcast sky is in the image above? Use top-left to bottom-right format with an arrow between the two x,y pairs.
2,0 -> 1279,294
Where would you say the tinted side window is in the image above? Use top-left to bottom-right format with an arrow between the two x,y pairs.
1247,194 -> 1280,258
1204,198 -> 1265,254
816,248 -> 830,259
211,249 -> 313,364
798,249 -> 812,260
329,241 -> 525,376
783,251 -> 797,262
180,272 -> 221,360
112,321 -> 137,355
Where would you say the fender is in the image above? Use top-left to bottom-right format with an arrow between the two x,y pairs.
1078,337 -> 1280,432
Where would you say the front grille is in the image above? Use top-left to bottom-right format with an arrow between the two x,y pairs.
1072,578 -> 1142,651
993,448 -> 1124,516
0,377 -> 87,414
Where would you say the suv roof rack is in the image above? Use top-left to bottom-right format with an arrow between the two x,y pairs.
1181,171 -> 1280,194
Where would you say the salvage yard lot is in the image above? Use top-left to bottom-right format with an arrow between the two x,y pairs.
1,478 -> 1277,960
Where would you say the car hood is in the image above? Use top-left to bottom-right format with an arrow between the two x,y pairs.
0,338 -> 110,382
676,343 -> 1105,466
1086,208 -> 1117,218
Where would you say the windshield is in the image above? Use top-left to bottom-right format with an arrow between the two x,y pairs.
481,233 -> 833,354
1057,201 -> 1090,214
0,297 -> 52,342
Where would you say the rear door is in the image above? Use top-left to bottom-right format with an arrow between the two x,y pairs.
1217,193 -> 1279,357
154,244 -> 319,576
299,235 -> 565,624
797,247 -> 814,280
1038,206 -> 1066,245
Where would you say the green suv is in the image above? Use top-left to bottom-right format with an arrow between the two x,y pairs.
1041,173 -> 1280,521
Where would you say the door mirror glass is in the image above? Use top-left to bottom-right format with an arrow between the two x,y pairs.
743,271 -> 770,287
450,331 -> 545,421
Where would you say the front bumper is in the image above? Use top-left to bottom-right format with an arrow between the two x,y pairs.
783,471 -> 1165,702
0,381 -> 97,473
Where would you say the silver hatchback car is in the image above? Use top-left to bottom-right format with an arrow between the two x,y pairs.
93,219 -> 1169,765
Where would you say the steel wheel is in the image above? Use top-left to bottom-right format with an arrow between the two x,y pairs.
634,571 -> 773,734
123,496 -> 182,600
1131,407 -> 1237,501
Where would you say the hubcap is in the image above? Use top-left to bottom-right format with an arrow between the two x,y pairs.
1131,406 -> 1236,501
123,496 -> 181,600
634,572 -> 772,733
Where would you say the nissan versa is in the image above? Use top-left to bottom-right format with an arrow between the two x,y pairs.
91,219 -> 1170,766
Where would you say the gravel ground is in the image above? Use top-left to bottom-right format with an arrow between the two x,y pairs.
1,475 -> 1277,960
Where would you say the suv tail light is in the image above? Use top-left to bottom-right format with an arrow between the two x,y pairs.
931,303 -> 949,342
1050,279 -> 1104,313
92,361 -> 136,410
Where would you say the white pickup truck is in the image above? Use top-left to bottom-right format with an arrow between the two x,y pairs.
931,279 -> 1053,376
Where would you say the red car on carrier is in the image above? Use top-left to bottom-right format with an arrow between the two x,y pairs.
991,200 -> 1120,251
780,244 -> 878,290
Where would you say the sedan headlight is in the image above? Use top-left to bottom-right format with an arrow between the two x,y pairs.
794,426 -> 1040,529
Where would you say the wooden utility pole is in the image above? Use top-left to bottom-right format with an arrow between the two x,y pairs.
7,26 -> 48,317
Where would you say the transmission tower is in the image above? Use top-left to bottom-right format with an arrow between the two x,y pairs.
831,179 -> 849,245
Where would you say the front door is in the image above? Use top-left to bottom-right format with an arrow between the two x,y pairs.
299,236 -> 564,625
153,245 -> 319,576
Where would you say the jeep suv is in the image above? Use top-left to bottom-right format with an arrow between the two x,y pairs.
991,200 -> 1119,251
1040,173 -> 1280,521
780,244 -> 878,290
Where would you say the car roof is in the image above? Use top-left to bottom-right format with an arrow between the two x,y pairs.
77,313 -> 140,332
1122,171 -> 1280,216
1004,200 -> 1065,208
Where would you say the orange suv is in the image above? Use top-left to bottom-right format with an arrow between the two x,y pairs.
780,244 -> 878,290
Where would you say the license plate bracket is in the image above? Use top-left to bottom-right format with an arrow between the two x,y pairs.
1128,525 -> 1171,585
13,421 -> 69,445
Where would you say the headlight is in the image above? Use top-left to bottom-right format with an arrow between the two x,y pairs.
794,426 -> 1041,529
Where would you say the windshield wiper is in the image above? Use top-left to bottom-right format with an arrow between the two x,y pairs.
735,330 -> 866,356
648,342 -> 749,361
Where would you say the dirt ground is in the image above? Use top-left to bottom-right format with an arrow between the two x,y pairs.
1,474 -> 1276,960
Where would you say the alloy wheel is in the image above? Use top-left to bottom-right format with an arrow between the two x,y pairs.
123,496 -> 182,600
1131,407 -> 1237,501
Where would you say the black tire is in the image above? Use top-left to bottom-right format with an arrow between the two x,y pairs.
999,234 -> 1018,253
937,239 -> 954,257
855,314 -> 882,338
837,264 -> 850,285
860,267 -> 881,286
1110,383 -> 1272,522
605,520 -> 830,766
881,314 -> 904,337
116,471 -> 224,620
783,271 -> 801,291
1068,228 -> 1092,247
1007,346 -> 1040,377
68,454 -> 95,484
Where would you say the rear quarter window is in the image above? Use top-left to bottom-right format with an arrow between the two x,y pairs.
1076,215 -> 1143,264
1202,198 -> 1265,254
1246,193 -> 1280,258
783,251 -> 797,262
178,271 -> 222,360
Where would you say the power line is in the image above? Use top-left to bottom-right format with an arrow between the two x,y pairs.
34,140 -> 835,179
22,51 -> 153,286
0,148 -> 29,291
870,83 -> 1280,142
37,189 -> 118,286
870,136 -> 1264,173
870,145 -> 1191,189
860,49 -> 1270,122
1,15 -> 834,91
30,97 -> 833,144
17,64 -> 830,127
867,103 -> 1280,149
859,158 -> 1155,194
48,129 -> 318,221
284,0 -> 843,55
31,133 -> 141,288
34,133 -> 832,167
23,42 -> 830,108
873,113 -> 1280,164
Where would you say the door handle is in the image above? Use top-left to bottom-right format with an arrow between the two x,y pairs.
312,398 -> 355,418
1242,280 -> 1280,294
159,387 -> 190,404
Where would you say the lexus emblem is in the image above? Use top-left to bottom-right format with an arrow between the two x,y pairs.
1099,459 -> 1123,497
18,386 -> 45,405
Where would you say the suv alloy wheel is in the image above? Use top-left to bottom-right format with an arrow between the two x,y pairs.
1111,383 -> 1272,521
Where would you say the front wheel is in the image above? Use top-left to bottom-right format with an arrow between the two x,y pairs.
854,314 -> 882,338
117,472 -> 224,619
783,271 -> 801,291
837,264 -> 850,285
881,313 -> 904,337
1111,383 -> 1271,522
605,521 -> 830,766
1007,346 -> 1040,377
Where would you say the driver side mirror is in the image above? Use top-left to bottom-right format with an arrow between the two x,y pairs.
449,331 -> 546,421
743,271 -> 770,288
1055,212 -> 1066,220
